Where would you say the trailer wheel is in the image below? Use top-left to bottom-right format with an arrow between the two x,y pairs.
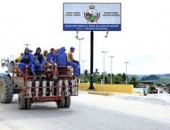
56,96 -> 65,108
64,96 -> 71,108
18,92 -> 26,110
0,75 -> 14,103
26,98 -> 32,109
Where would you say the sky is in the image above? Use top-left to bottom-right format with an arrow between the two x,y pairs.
0,0 -> 170,75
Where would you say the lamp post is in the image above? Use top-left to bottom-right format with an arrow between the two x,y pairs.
109,56 -> 114,84
76,37 -> 84,68
76,37 -> 84,83
82,60 -> 86,83
125,61 -> 129,84
102,51 -> 108,84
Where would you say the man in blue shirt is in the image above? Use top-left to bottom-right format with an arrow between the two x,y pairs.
47,48 -> 57,79
18,47 -> 34,75
56,47 -> 67,66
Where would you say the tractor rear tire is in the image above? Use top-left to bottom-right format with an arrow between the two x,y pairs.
56,96 -> 65,108
64,96 -> 71,108
26,98 -> 32,109
18,92 -> 26,110
0,75 -> 14,103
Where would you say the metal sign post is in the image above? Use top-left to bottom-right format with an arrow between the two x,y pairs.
89,30 -> 94,89
63,3 -> 121,89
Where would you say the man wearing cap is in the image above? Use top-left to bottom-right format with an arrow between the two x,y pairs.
18,47 -> 34,74
67,47 -> 80,77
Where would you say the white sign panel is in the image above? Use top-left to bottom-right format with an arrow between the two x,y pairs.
63,3 -> 121,31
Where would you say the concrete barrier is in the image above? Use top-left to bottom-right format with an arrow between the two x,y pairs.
79,83 -> 134,94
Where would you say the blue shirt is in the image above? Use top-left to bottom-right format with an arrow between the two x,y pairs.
21,53 -> 34,66
56,47 -> 67,66
47,53 -> 56,62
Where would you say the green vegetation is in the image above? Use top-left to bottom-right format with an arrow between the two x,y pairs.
80,69 -> 140,87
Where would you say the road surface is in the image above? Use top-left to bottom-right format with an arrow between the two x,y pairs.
0,92 -> 170,130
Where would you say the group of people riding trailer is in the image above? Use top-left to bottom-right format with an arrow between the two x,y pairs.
7,46 -> 81,109
16,46 -> 80,80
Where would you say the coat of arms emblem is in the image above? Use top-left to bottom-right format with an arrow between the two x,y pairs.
84,5 -> 100,23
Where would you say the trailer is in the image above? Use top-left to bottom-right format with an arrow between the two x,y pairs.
0,59 -> 78,110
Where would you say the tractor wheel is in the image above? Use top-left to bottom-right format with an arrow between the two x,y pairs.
18,92 -> 26,110
64,96 -> 71,108
0,75 -> 14,103
56,96 -> 65,108
26,98 -> 32,109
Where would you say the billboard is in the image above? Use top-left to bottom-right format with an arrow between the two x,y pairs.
63,3 -> 121,31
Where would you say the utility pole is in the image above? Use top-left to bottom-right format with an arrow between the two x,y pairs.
102,51 -> 108,84
109,56 -> 114,84
125,61 -> 129,84
76,37 -> 84,67
76,37 -> 84,83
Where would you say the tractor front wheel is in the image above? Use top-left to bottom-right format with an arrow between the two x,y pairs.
0,75 -> 14,103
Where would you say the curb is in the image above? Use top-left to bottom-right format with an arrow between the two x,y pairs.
88,91 -> 113,96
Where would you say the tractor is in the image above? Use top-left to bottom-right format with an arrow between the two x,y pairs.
0,58 -> 78,110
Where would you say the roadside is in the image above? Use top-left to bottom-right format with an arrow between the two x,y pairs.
76,91 -> 170,124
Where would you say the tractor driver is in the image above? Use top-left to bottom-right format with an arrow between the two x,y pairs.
18,47 -> 34,74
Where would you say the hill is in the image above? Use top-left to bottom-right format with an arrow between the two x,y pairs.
129,74 -> 170,84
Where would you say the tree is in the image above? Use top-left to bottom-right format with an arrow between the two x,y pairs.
122,73 -> 126,82
93,69 -> 101,83
83,69 -> 89,83
113,74 -> 123,84
129,76 -> 140,87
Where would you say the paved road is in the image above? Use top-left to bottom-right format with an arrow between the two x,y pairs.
0,92 -> 170,130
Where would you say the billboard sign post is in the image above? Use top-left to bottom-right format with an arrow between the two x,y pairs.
63,3 -> 121,89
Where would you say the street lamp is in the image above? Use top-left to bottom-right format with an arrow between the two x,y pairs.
109,56 -> 114,84
124,61 -> 129,84
82,60 -> 86,83
76,37 -> 85,67
102,50 -> 108,84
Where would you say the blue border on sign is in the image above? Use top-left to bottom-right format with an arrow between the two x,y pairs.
63,24 -> 121,31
